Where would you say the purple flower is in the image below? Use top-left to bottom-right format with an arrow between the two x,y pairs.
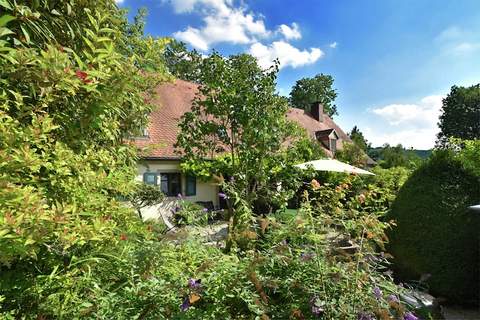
403,312 -> 420,320
357,312 -> 374,320
300,252 -> 315,262
218,192 -> 228,199
188,278 -> 202,289
177,193 -> 183,199
387,294 -> 399,303
373,286 -> 383,300
404,312 -> 419,320
180,297 -> 190,311
202,207 -> 209,212
310,296 -> 324,317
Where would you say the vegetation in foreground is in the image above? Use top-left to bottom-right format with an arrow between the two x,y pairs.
1,0 -> 478,318
388,140 -> 480,306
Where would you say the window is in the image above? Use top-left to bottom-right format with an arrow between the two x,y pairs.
160,173 -> 181,196
186,175 -> 196,196
143,172 -> 157,185
329,138 -> 337,153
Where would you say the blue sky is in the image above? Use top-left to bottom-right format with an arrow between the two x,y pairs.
117,0 -> 480,149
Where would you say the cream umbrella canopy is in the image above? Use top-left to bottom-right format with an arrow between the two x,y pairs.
294,159 -> 375,175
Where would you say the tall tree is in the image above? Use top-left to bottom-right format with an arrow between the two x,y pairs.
349,126 -> 370,151
176,53 -> 297,250
164,39 -> 204,82
289,73 -> 338,117
437,84 -> 480,146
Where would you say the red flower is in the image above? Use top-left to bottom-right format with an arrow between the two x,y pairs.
120,234 -> 127,241
75,70 -> 91,84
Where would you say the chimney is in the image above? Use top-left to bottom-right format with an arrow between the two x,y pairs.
311,102 -> 324,122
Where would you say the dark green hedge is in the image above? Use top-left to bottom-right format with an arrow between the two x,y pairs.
387,151 -> 480,305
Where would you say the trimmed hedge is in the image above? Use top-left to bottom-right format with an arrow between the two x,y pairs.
387,151 -> 480,305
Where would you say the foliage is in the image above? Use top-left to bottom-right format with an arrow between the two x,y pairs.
1,188 -> 417,319
176,53 -> 299,249
285,132 -> 327,163
335,141 -> 368,167
289,73 -> 338,117
387,147 -> 480,305
173,199 -> 211,227
447,138 -> 480,176
128,183 -> 165,219
371,144 -> 423,169
349,125 -> 370,152
0,0 -> 170,316
437,84 -> 480,146
164,39 -> 204,82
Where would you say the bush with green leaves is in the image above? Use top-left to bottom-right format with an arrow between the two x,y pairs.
173,200 -> 211,227
0,0 -> 169,316
387,145 -> 480,305
128,182 -> 165,219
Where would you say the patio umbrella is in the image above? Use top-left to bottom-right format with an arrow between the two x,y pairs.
294,159 -> 375,175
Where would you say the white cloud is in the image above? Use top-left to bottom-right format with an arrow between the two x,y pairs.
364,127 -> 439,150
435,25 -> 480,56
249,41 -> 323,69
371,95 -> 442,127
278,23 -> 301,40
171,0 -> 269,50
174,27 -> 210,51
329,41 -> 338,48
365,95 -> 443,149
169,0 -> 232,15
114,0 -> 124,4
451,42 -> 480,55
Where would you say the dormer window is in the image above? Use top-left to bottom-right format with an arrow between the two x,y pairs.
315,129 -> 339,153
329,138 -> 337,153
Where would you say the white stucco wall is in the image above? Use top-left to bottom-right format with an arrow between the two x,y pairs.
136,159 -> 219,221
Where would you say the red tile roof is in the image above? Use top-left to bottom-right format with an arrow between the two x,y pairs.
133,80 -> 352,159
132,79 -> 199,159
286,108 -> 352,157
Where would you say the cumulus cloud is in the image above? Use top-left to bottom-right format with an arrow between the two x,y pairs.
278,23 -> 301,40
171,0 -> 269,50
365,95 -> 443,149
371,95 -> 442,127
249,41 -> 323,69
168,0 -> 322,68
329,41 -> 338,48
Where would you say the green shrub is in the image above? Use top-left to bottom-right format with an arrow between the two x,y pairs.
128,183 -> 165,219
173,201 -> 210,226
387,150 -> 480,305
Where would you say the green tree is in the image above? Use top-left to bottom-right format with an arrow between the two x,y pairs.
336,142 -> 368,167
349,125 -> 370,151
377,144 -> 421,169
176,53 -> 297,250
437,84 -> 480,146
0,0 -> 169,315
289,73 -> 338,117
164,39 -> 204,82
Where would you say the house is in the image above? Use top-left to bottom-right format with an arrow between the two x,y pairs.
132,79 -> 363,220
286,103 -> 352,157
132,80 -> 219,220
